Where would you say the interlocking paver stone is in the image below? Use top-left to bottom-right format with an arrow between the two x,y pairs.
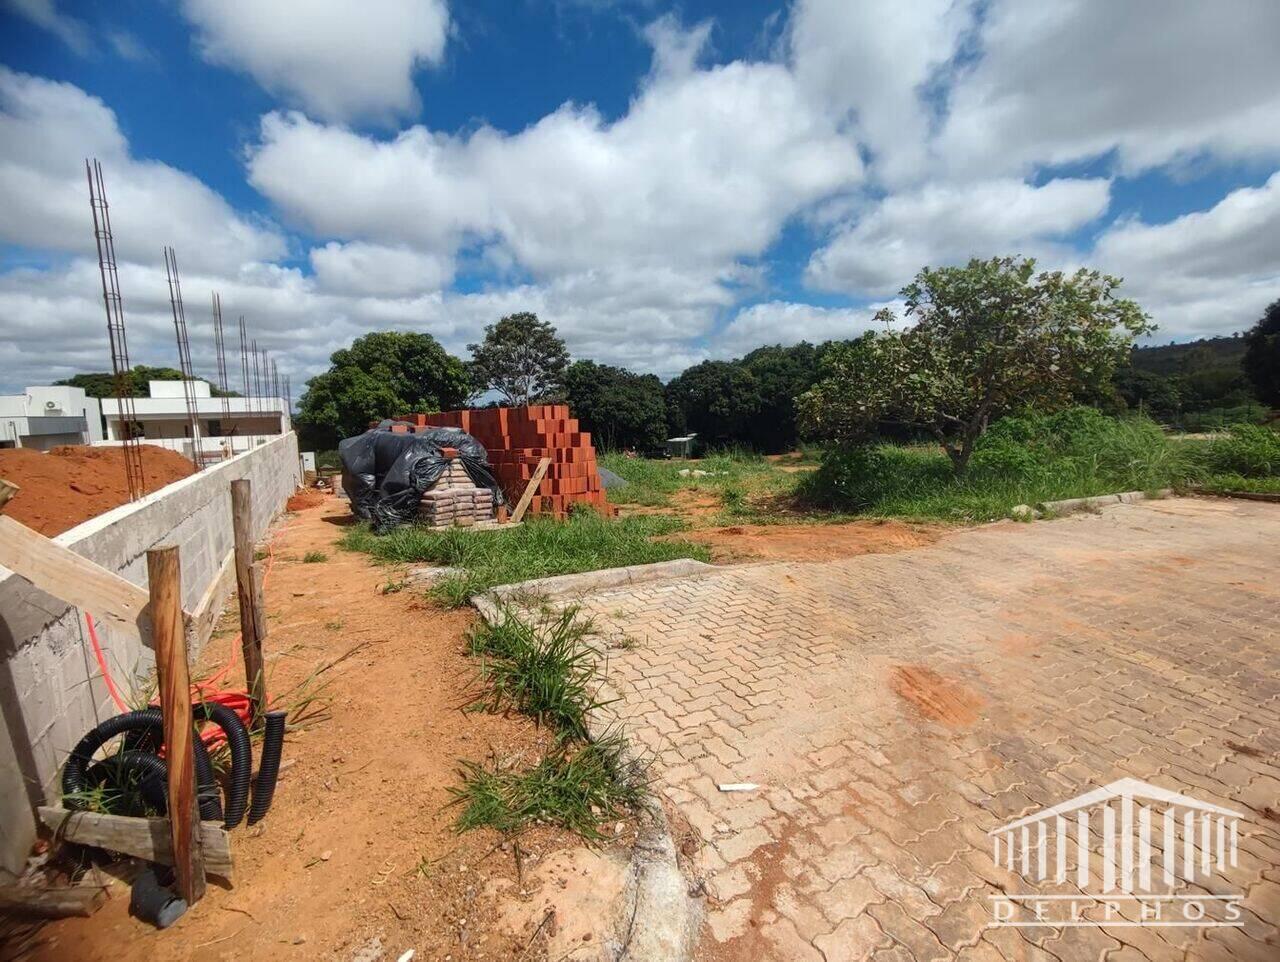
559,499 -> 1280,960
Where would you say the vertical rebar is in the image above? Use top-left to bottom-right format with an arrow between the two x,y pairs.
163,247 -> 203,469
251,340 -> 262,421
86,158 -> 146,498
212,292 -> 231,421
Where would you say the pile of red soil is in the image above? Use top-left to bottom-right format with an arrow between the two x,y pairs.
286,489 -> 327,511
0,444 -> 195,536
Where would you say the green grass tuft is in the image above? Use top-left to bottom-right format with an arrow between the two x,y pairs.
448,730 -> 647,839
302,550 -> 328,563
467,606 -> 608,741
339,511 -> 709,606
599,449 -> 787,516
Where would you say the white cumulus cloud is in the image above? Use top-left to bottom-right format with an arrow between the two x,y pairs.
807,178 -> 1112,296
248,22 -> 863,279
0,68 -> 285,274
936,0 -> 1280,177
1093,173 -> 1280,340
179,0 -> 450,123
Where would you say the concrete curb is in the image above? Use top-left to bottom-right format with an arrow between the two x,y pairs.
1014,488 -> 1173,520
486,558 -> 717,604
471,563 -> 705,962
1191,487 -> 1280,504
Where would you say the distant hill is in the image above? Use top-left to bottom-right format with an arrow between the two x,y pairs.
1130,335 -> 1247,376
1117,334 -> 1266,428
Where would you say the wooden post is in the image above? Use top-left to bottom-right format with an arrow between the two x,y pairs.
0,478 -> 18,510
231,479 -> 267,723
146,545 -> 205,904
509,457 -> 552,524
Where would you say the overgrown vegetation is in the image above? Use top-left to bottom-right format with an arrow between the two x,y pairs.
450,606 -> 647,838
798,410 -> 1279,521
800,257 -> 1153,475
1202,422 -> 1280,477
339,510 -> 709,606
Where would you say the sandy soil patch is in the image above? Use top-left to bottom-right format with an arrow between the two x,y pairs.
20,495 -> 631,962
671,519 -> 944,564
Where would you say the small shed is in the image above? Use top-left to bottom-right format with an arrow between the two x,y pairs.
666,433 -> 698,459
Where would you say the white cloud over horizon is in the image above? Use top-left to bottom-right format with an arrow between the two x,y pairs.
2,0 -> 1279,397
179,0 -> 451,124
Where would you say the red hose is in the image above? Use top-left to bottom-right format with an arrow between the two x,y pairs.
85,523 -> 286,747
84,612 -> 129,714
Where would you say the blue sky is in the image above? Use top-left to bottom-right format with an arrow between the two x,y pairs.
2,0 -> 1279,394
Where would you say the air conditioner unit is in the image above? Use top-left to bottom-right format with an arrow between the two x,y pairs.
44,400 -> 62,414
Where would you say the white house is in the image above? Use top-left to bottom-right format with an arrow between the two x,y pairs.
0,386 -> 103,450
100,380 -> 291,462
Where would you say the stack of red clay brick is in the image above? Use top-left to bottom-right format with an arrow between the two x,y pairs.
392,405 -> 614,519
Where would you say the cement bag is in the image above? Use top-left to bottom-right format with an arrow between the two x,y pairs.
338,426 -> 504,532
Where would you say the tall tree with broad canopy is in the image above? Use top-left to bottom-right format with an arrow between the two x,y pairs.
740,342 -> 826,452
468,312 -> 570,406
1242,298 -> 1280,407
561,360 -> 668,450
798,257 -> 1153,475
295,331 -> 469,448
665,360 -> 762,445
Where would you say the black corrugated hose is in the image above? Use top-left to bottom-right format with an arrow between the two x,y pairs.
62,709 -> 223,822
247,710 -> 286,825
191,702 -> 252,829
81,750 -> 169,813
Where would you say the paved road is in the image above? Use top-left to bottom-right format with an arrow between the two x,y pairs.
572,498 -> 1280,961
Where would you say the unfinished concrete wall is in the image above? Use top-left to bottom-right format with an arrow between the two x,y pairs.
0,431 -> 300,878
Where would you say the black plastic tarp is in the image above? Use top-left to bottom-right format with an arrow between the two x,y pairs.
338,425 -> 504,532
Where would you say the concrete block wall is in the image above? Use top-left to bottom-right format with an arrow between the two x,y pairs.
0,432 -> 300,879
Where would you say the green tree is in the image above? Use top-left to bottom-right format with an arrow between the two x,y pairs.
56,365 -> 237,398
798,256 -> 1153,475
665,360 -> 761,445
295,331 -> 469,448
1113,368 -> 1183,421
740,343 -> 825,452
561,360 -> 668,450
468,312 -> 570,406
1243,298 -> 1280,407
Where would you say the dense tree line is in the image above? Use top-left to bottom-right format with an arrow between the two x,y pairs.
275,287 -> 1278,452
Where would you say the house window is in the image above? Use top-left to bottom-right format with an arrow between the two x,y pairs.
208,420 -> 223,437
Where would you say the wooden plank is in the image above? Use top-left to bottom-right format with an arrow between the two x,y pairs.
185,546 -> 234,652
231,480 -> 267,722
147,545 -> 206,903
37,807 -> 233,879
0,882 -> 105,919
0,515 -> 150,644
509,457 -> 552,525
0,478 -> 18,510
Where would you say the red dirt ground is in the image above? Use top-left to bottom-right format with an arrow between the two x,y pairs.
15,495 -> 625,962
664,519 -> 945,563
0,445 -> 195,536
